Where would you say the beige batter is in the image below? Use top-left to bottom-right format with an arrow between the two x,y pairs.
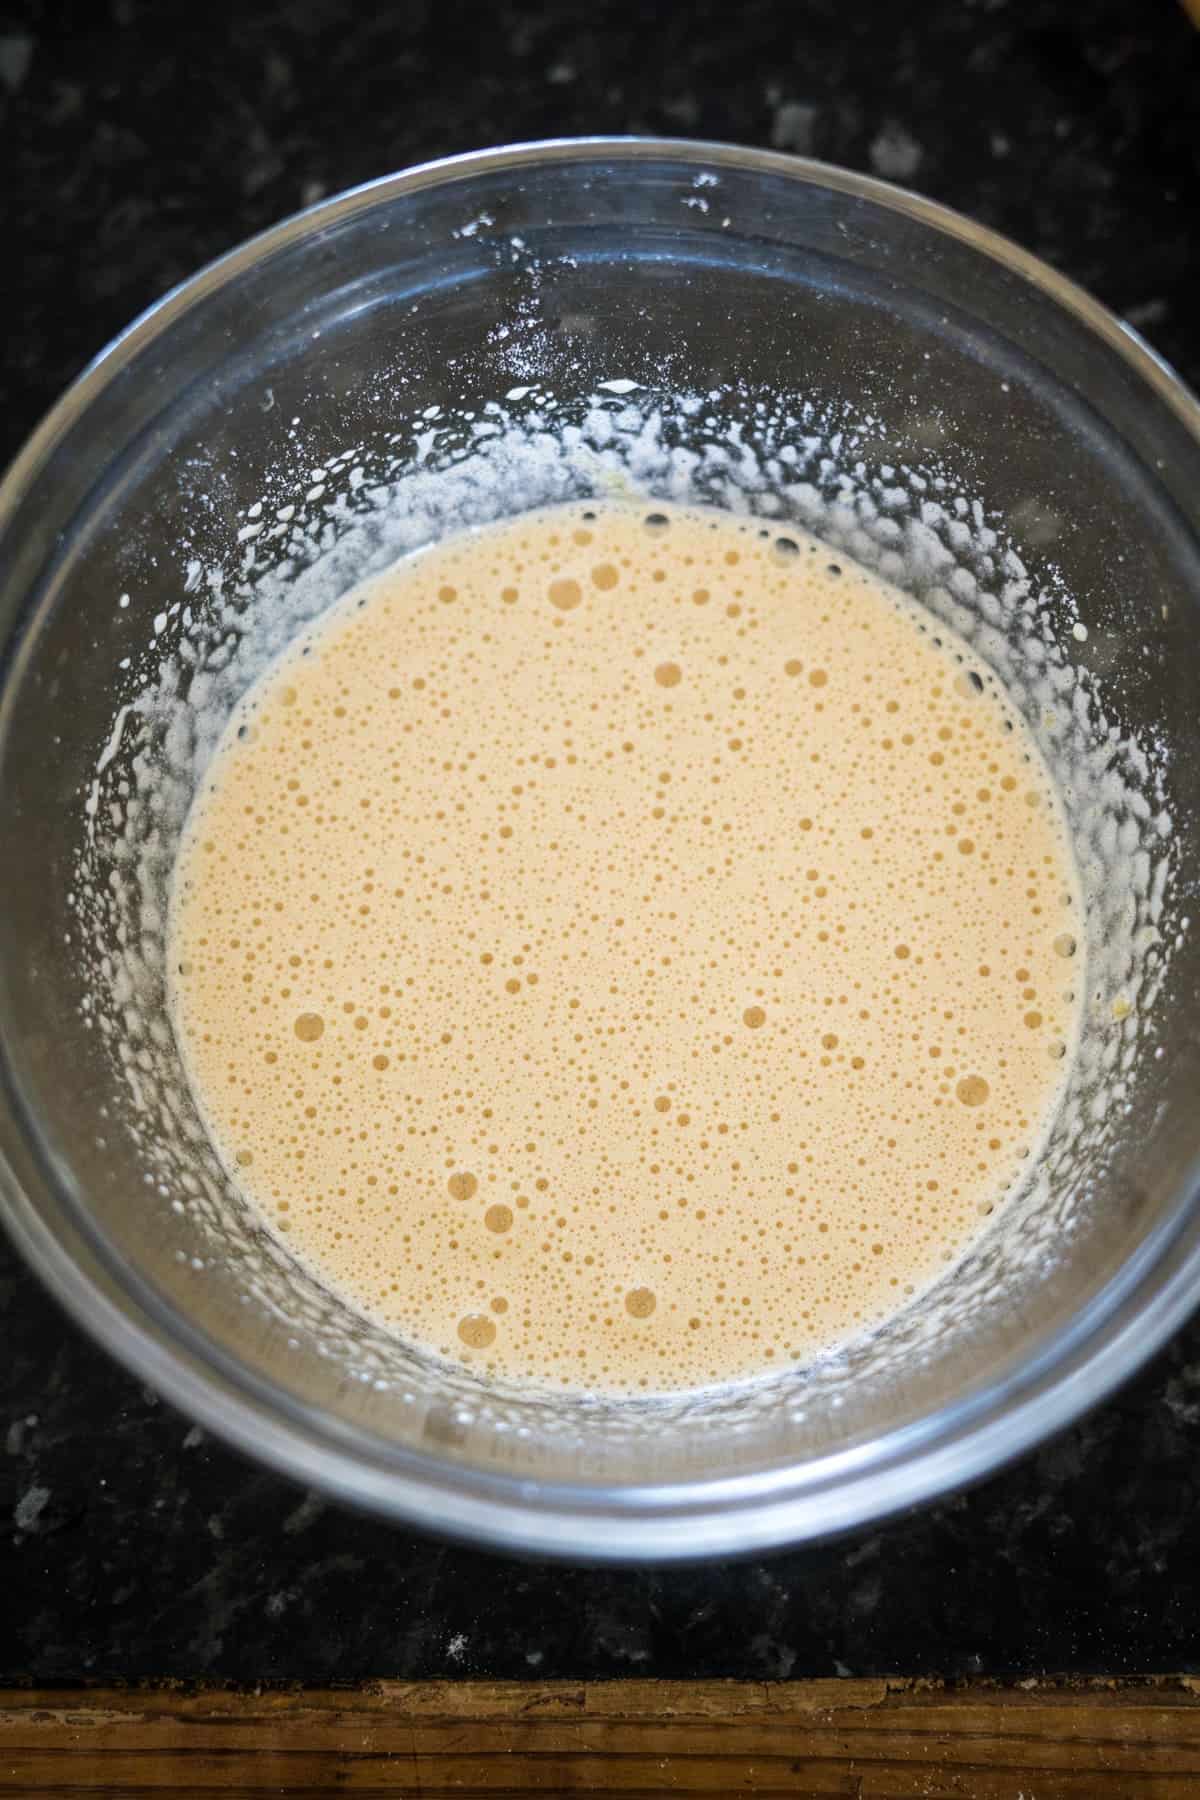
168,500 -> 1083,1393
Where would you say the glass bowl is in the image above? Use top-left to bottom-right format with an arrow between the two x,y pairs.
1,139 -> 1198,1560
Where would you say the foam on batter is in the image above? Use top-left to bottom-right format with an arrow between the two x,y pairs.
167,500 -> 1083,1393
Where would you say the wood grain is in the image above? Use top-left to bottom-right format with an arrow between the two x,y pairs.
2,1678 -> 1199,1797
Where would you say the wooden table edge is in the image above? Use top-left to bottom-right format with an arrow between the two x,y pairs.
3,1676 -> 1200,1795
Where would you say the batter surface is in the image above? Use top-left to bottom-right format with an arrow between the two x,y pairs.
168,501 -> 1082,1392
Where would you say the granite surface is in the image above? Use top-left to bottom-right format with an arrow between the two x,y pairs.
2,0 -> 1200,1683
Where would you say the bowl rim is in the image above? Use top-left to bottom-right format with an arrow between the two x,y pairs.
2,134 -> 1199,1561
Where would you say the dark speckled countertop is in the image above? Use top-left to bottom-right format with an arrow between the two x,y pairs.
2,0 -> 1200,1683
